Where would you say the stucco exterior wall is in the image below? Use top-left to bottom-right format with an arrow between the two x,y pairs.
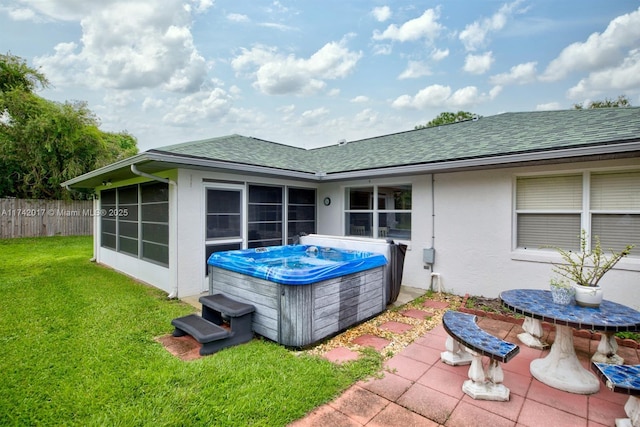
93,158 -> 639,308
431,159 -> 640,307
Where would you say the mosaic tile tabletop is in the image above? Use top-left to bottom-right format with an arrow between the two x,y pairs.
500,289 -> 640,332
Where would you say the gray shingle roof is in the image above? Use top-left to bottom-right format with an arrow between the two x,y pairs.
153,108 -> 640,175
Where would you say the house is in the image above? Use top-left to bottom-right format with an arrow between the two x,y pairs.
62,108 -> 640,305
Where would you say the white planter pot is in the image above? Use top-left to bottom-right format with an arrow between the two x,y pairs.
572,284 -> 604,308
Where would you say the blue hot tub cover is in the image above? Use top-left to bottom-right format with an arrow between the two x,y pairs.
207,244 -> 388,285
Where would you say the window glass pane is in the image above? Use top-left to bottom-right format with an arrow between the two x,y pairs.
347,187 -> 373,210
288,205 -> 315,221
289,187 -> 316,204
141,182 -> 169,203
516,175 -> 582,210
101,189 -> 116,204
517,213 -> 581,251
249,185 -> 282,203
249,205 -> 282,222
379,185 -> 412,210
591,171 -> 640,210
141,203 -> 169,222
207,190 -> 241,213
101,232 -> 116,249
207,215 -> 241,239
142,223 -> 169,245
206,189 -> 241,240
119,236 -> 138,255
118,186 -> 138,204
248,223 -> 282,247
378,212 -> 411,239
119,221 -> 138,238
101,218 -> 116,234
591,214 -> 639,256
142,242 -> 168,265
346,213 -> 372,237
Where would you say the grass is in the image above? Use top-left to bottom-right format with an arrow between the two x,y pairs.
0,236 -> 382,426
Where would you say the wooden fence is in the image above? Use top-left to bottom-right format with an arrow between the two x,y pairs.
0,198 -> 93,238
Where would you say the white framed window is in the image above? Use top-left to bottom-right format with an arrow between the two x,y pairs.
344,184 -> 412,239
515,170 -> 639,255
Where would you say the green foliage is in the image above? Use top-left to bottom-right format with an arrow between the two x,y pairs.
415,111 -> 478,129
551,230 -> 635,287
0,53 -> 138,200
0,236 -> 381,426
573,94 -> 632,109
0,52 -> 48,93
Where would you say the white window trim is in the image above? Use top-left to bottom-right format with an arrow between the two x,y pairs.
511,168 -> 640,272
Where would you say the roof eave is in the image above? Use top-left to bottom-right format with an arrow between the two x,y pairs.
315,140 -> 640,181
62,151 -> 319,189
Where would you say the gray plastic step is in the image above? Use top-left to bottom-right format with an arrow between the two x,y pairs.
199,294 -> 255,317
171,314 -> 229,343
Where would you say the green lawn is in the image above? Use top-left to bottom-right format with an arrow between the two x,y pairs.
0,236 -> 381,426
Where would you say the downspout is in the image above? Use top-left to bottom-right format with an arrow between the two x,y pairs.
130,164 -> 179,299
430,174 -> 441,292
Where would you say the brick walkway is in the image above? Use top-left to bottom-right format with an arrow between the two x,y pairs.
289,298 -> 640,427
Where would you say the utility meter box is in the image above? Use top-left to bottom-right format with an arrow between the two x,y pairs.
423,248 -> 435,265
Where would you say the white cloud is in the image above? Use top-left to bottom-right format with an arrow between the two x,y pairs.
297,107 -> 330,127
459,0 -> 524,51
567,48 -> 640,98
350,95 -> 369,103
448,86 -> 480,107
231,37 -> 362,95
163,88 -> 234,125
431,48 -> 449,61
371,6 -> 391,22
391,84 -> 451,109
227,13 -> 249,23
463,52 -> 494,74
541,7 -> 640,81
354,108 -> 379,126
398,61 -> 432,79
33,1 -> 208,93
372,8 -> 443,43
536,102 -> 562,110
7,7 -> 37,21
489,61 -> 537,85
372,44 -> 392,55
392,84 -> 491,109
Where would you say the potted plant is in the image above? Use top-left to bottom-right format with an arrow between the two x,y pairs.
549,277 -> 575,305
551,230 -> 634,307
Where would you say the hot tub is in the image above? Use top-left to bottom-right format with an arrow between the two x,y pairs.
208,245 -> 388,347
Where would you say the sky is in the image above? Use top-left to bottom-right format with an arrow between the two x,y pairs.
1,1 -> 640,152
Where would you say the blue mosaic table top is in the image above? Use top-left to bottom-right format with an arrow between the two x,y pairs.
443,310 -> 519,363
500,289 -> 640,332
592,362 -> 640,395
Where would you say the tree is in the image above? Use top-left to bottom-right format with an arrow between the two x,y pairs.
0,53 -> 138,200
415,111 -> 478,129
573,95 -> 632,109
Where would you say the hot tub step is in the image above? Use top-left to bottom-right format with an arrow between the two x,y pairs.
171,294 -> 256,356
172,314 -> 229,342
199,293 -> 255,317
